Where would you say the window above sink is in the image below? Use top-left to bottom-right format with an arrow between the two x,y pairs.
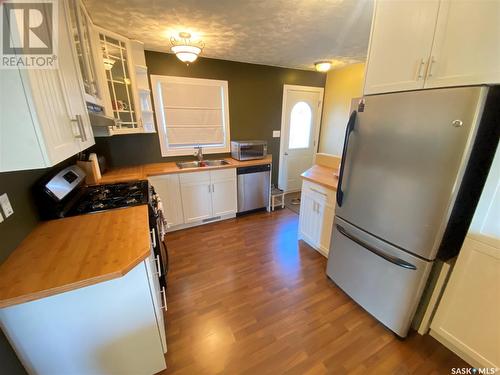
150,75 -> 231,157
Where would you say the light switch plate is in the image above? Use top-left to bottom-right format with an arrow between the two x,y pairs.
273,130 -> 281,138
0,193 -> 13,218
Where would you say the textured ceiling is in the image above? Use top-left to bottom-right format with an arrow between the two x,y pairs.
83,0 -> 373,71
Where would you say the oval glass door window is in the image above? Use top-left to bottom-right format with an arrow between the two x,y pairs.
288,101 -> 312,149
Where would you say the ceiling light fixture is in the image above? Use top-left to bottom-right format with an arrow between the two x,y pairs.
314,61 -> 332,72
170,32 -> 204,64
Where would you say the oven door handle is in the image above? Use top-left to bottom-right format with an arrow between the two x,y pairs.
150,228 -> 157,248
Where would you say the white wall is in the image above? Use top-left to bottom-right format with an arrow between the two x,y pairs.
469,144 -> 500,238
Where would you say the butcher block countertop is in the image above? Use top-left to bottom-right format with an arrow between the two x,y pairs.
301,164 -> 339,191
98,155 -> 273,184
0,206 -> 150,308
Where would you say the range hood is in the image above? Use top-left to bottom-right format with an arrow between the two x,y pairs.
87,103 -> 117,137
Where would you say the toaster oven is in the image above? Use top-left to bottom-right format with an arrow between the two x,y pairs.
231,141 -> 267,161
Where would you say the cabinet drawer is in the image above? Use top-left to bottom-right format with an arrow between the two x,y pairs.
302,180 -> 335,206
179,170 -> 211,185
210,168 -> 236,182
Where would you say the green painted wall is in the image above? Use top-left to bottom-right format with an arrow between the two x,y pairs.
94,52 -> 326,184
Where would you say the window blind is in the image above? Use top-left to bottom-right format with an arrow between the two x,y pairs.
160,81 -> 225,146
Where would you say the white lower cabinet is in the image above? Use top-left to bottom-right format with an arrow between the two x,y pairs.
149,174 -> 184,227
179,171 -> 213,223
299,180 -> 335,257
150,168 -> 237,231
211,169 -> 238,217
0,250 -> 166,375
430,235 -> 500,369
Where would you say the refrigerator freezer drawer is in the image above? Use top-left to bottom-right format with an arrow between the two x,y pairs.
326,217 -> 433,337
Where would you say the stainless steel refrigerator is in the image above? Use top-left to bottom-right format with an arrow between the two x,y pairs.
326,86 -> 500,337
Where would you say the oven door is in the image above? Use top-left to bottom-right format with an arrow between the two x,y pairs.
149,207 -> 168,289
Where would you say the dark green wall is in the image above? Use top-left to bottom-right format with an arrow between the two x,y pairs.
94,52 -> 326,184
0,162 -> 76,374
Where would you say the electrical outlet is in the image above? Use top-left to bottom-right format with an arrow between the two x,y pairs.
273,130 -> 281,138
0,193 -> 13,218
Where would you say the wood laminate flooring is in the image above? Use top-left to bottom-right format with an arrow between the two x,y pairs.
160,209 -> 467,374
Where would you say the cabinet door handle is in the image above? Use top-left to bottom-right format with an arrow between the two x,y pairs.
416,58 -> 426,80
208,184 -> 211,193
71,115 -> 86,142
427,56 -> 436,78
160,287 -> 167,311
155,255 -> 161,277
212,183 -> 215,192
310,187 -> 327,197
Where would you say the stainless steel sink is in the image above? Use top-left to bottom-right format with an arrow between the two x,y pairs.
176,159 -> 230,169
203,159 -> 230,167
176,161 -> 202,169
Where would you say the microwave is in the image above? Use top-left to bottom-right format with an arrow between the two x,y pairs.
231,141 -> 267,161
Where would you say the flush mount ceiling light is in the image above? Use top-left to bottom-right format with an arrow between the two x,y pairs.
314,61 -> 333,72
170,32 -> 204,64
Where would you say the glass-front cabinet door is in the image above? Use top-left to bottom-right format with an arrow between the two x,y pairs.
67,0 -> 102,105
98,32 -> 139,131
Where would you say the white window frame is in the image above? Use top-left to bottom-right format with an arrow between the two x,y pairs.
150,75 -> 231,157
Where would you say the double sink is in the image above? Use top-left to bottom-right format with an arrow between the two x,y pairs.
176,159 -> 230,169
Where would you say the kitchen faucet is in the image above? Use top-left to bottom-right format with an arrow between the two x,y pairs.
194,146 -> 203,161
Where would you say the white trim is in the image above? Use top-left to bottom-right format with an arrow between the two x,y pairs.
278,85 -> 324,191
150,75 -> 231,157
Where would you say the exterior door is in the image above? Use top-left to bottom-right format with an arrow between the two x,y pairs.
336,87 -> 486,260
279,85 -> 323,192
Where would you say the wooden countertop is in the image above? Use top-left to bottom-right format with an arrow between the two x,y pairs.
98,155 -> 273,184
301,164 -> 339,191
0,206 -> 150,308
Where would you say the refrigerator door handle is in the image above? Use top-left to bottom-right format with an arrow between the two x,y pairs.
336,111 -> 357,207
336,224 -> 417,270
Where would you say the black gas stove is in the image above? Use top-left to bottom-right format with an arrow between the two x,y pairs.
37,165 -> 150,219
68,180 -> 149,216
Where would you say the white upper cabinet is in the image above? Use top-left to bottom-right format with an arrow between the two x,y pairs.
424,0 -> 500,88
67,0 -> 108,107
364,0 -> 500,95
0,0 -> 94,172
364,0 -> 439,95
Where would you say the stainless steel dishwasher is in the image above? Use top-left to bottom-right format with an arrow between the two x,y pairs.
237,164 -> 271,213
